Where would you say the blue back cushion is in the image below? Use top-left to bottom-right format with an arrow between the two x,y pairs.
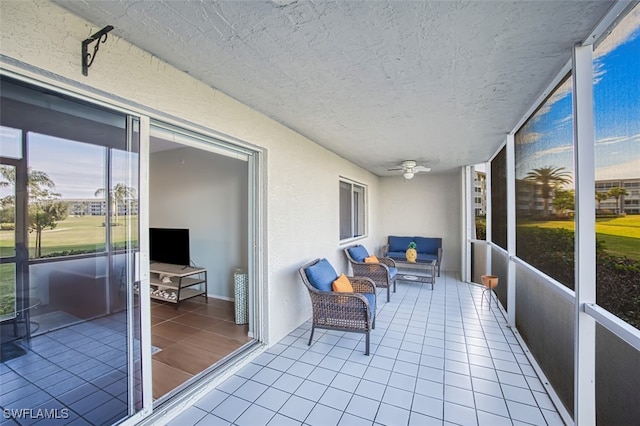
348,245 -> 369,262
388,236 -> 414,252
416,253 -> 437,262
305,259 -> 338,292
363,293 -> 376,319
414,237 -> 441,255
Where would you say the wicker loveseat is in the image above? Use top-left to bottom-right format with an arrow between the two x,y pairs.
299,258 -> 376,355
384,235 -> 443,276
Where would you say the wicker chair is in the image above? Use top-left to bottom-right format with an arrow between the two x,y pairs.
343,244 -> 397,302
299,258 -> 376,355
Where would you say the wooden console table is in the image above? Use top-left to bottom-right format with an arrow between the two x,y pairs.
149,263 -> 208,308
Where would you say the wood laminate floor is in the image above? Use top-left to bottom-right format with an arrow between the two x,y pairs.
151,297 -> 252,400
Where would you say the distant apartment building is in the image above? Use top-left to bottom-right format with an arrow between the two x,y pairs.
474,171 -> 486,216
472,172 -> 639,218
65,198 -> 139,216
596,178 -> 640,214
516,179 -> 554,217
513,177 -> 640,217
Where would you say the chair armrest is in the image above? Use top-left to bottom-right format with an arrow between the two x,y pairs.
383,244 -> 390,256
378,257 -> 396,268
351,261 -> 390,276
349,276 -> 376,294
308,291 -> 371,321
437,247 -> 443,263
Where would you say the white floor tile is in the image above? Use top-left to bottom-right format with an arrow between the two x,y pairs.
166,406 -> 207,426
255,387 -> 291,412
344,395 -> 380,422
411,393 -> 443,419
305,403 -> 343,426
181,274 -> 566,426
477,410 -> 512,426
506,400 -> 547,425
375,402 -> 411,425
234,404 -> 275,426
278,395 -> 315,422
234,380 -> 268,402
318,387 -> 353,412
444,401 -> 478,426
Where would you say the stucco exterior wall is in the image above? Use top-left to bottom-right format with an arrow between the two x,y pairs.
0,0 -> 383,344
378,172 -> 462,274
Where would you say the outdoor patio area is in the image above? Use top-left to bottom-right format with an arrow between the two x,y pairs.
167,272 -> 565,426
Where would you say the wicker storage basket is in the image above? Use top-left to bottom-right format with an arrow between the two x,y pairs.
234,269 -> 248,324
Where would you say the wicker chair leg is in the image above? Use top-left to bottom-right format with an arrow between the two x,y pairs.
365,331 -> 370,356
393,280 -> 396,293
386,286 -> 390,302
438,264 -> 441,277
308,325 -> 315,346
372,316 -> 376,329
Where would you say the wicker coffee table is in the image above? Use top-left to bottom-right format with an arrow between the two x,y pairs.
395,259 -> 436,290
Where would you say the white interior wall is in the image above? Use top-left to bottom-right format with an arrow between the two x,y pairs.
379,172 -> 462,274
150,147 -> 248,300
0,1 -> 382,344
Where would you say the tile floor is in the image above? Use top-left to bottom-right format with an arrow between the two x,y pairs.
166,272 -> 566,426
0,312 -> 134,426
0,297 -> 254,425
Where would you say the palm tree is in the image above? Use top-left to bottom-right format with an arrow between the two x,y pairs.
29,190 -> 69,258
607,186 -> 628,215
0,166 -> 56,203
525,166 -> 572,217
0,166 -> 67,258
595,191 -> 609,212
95,183 -> 137,225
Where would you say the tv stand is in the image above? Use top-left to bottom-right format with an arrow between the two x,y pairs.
149,263 -> 208,308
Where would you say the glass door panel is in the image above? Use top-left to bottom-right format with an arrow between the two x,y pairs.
0,76 -> 143,424
0,162 -> 17,323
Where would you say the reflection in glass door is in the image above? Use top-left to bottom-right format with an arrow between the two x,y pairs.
0,76 -> 144,425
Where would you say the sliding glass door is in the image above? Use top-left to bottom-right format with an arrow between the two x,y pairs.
0,76 -> 144,424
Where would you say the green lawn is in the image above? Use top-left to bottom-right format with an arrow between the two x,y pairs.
519,215 -> 640,259
0,215 -> 138,258
0,215 -> 138,317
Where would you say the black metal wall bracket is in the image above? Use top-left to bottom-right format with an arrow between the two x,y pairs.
82,25 -> 114,76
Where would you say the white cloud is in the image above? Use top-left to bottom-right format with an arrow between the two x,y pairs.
531,145 -> 573,160
516,131 -> 542,145
555,114 -> 572,126
531,77 -> 572,118
596,158 -> 640,180
594,7 -> 640,60
592,7 -> 640,83
596,133 -> 640,146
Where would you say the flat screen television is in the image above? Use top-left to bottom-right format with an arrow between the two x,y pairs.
149,227 -> 190,266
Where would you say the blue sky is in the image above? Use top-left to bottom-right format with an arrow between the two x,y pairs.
0,131 -> 137,199
516,6 -> 640,184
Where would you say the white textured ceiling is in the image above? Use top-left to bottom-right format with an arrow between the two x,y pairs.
55,0 -> 615,175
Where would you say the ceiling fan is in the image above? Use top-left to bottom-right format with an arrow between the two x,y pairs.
387,160 -> 431,179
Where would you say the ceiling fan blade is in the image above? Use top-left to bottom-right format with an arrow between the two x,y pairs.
387,167 -> 404,171
414,166 -> 431,172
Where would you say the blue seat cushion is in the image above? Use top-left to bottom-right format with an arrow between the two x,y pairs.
363,293 -> 376,319
385,251 -> 405,260
414,237 -> 441,255
305,258 -> 338,292
416,253 -> 438,263
388,236 -> 414,252
388,267 -> 397,278
348,245 -> 369,262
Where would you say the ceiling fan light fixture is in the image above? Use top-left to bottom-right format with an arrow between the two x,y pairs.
403,171 -> 415,180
